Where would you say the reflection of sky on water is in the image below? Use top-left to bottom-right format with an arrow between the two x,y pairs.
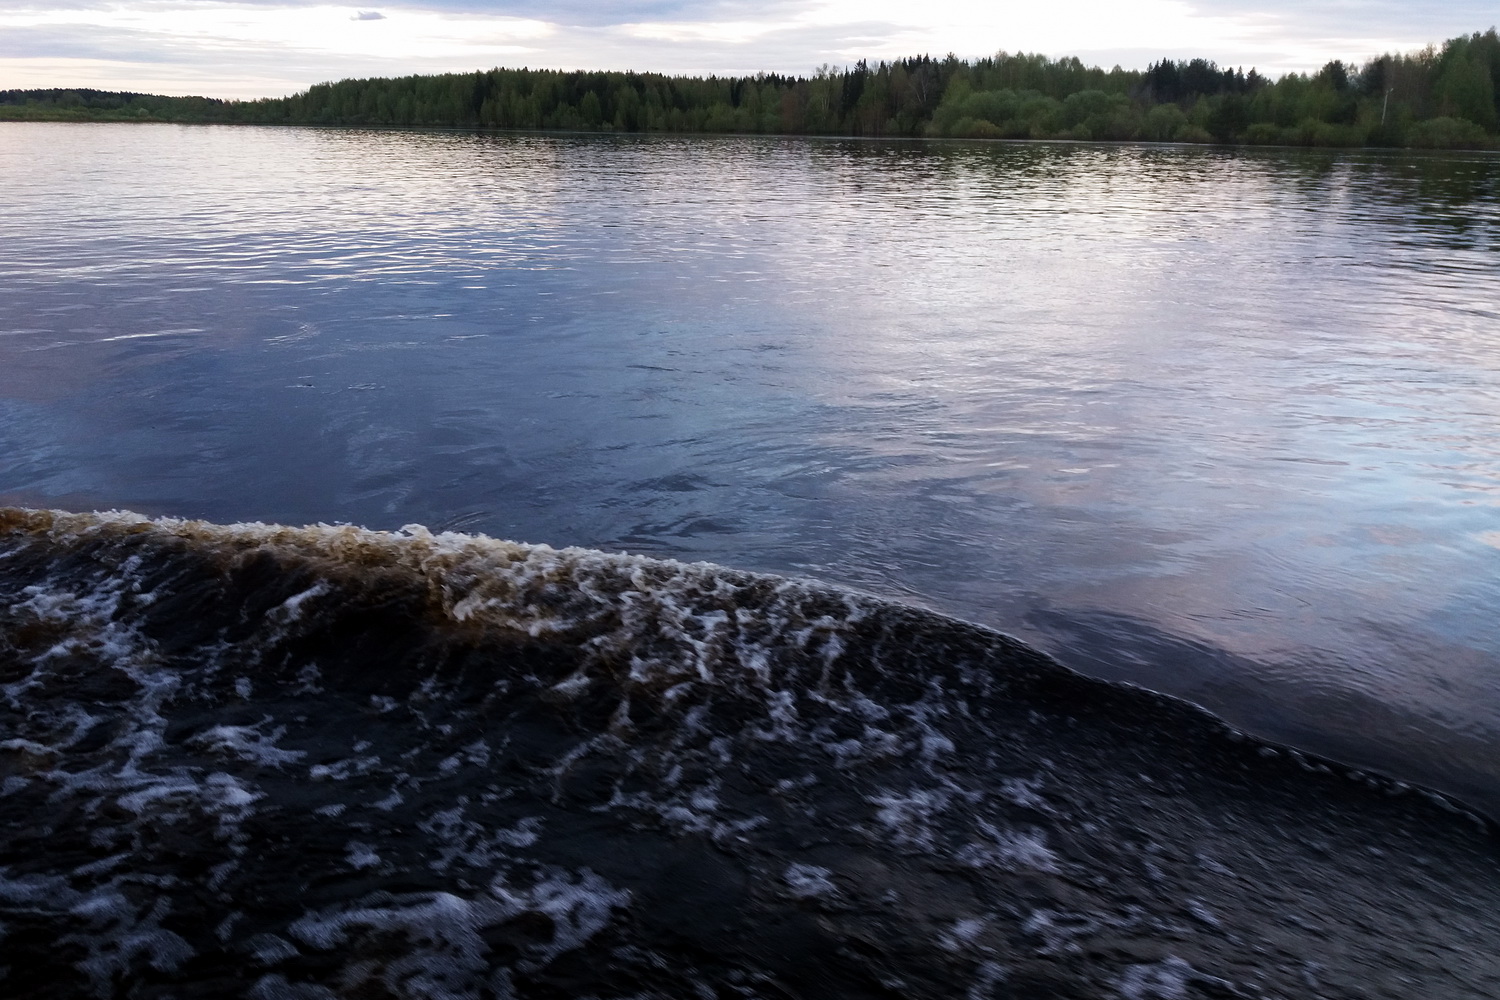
2,122 -> 1499,810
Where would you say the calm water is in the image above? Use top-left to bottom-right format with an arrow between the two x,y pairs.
3,122 -> 1498,810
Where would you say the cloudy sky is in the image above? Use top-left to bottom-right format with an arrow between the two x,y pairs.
2,0 -> 1495,100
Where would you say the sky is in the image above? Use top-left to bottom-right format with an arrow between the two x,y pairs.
1,0 -> 1495,100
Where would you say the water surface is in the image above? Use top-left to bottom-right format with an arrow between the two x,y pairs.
2,122 -> 1498,810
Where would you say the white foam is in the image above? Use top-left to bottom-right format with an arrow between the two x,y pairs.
603,779 -> 767,843
248,974 -> 339,1000
416,803 -> 542,872
1022,908 -> 1104,956
344,842 -> 381,870
371,788 -> 405,811
868,787 -> 951,850
1116,956 -> 1195,999
54,514 -> 888,744
967,960 -> 1009,1000
0,738 -> 57,758
246,933 -> 301,964
938,916 -> 989,952
189,722 -> 306,769
307,754 -> 381,781
292,663 -> 323,695
783,863 -> 837,899
0,567 -> 270,917
997,775 -> 1051,813
0,870 -> 196,998
487,868 -> 630,961
267,582 -> 331,625
287,868 -> 628,996
1186,899 -> 1221,929
955,821 -> 1061,874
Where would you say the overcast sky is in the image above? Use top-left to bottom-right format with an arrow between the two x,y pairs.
2,0 -> 1495,100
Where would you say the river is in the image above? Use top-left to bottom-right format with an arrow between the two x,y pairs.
2,121 -> 1498,813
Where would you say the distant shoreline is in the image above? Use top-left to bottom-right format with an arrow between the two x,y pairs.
6,30 -> 1500,151
8,113 -> 1500,158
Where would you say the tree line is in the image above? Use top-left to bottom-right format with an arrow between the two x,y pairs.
4,29 -> 1498,149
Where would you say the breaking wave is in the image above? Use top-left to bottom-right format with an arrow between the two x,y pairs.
1,507 -> 1497,999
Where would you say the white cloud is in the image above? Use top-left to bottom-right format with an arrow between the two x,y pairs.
0,2 -> 559,94
613,0 -> 1262,66
0,0 -> 1490,99
620,19 -> 784,46
1,3 -> 552,60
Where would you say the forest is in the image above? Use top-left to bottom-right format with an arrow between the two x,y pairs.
3,28 -> 1498,149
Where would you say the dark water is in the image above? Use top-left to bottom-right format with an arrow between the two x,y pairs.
2,122 -> 1499,813
3,509 -> 1497,999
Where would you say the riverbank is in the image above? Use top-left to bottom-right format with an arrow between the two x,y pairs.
5,30 -> 1499,150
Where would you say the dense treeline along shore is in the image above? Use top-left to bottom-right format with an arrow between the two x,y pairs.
4,28 -> 1500,149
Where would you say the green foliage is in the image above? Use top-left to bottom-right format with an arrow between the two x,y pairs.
1407,116 -> 1494,149
0,87 -> 231,122
1435,43 -> 1498,130
1242,122 -> 1284,145
1142,103 -> 1187,142
1206,94 -> 1250,141
5,28 -> 1499,150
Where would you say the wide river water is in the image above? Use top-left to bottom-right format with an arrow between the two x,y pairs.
2,122 -> 1498,813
